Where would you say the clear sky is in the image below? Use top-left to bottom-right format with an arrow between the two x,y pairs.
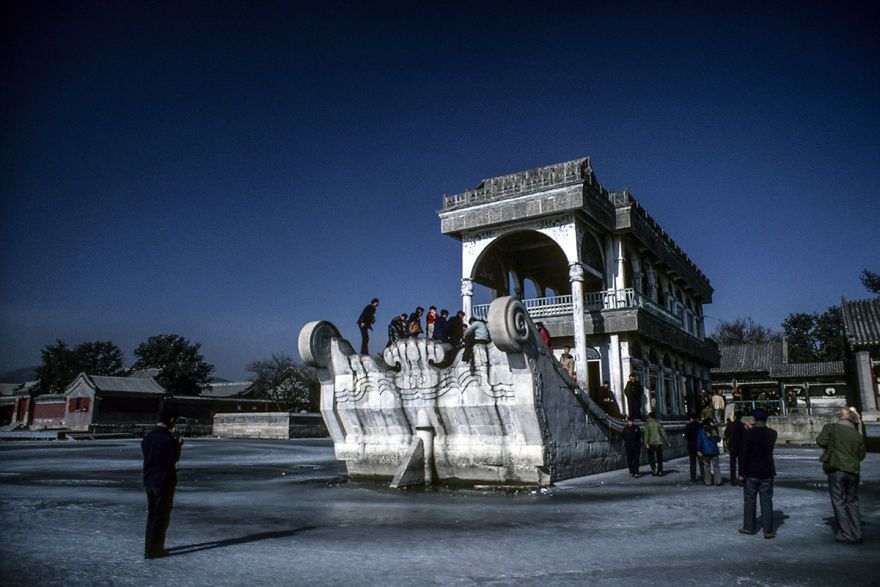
2,1 -> 878,380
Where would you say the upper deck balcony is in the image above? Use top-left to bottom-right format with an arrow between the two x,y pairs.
472,288 -> 706,341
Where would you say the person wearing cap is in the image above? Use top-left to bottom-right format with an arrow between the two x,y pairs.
816,407 -> 866,544
738,408 -> 778,539
142,406 -> 183,559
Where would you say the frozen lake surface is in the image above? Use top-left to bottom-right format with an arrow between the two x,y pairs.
1,438 -> 877,586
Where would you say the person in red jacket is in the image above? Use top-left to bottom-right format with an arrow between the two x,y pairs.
535,322 -> 551,349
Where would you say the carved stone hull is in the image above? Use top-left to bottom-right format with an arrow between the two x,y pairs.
300,298 -> 686,487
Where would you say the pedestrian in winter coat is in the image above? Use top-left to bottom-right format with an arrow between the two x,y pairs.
725,412 -> 746,485
357,298 -> 379,355
624,374 -> 644,420
644,412 -> 670,476
816,407 -> 866,545
142,407 -> 183,559
387,313 -> 408,347
684,414 -> 705,483
448,311 -> 466,344
697,420 -> 722,486
738,408 -> 778,539
432,309 -> 450,343
622,418 -> 643,477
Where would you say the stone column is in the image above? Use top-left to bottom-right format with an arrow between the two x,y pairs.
569,263 -> 588,387
614,237 -> 627,291
461,278 -> 474,321
855,350 -> 878,412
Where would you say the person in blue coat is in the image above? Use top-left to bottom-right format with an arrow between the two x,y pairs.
697,419 -> 722,486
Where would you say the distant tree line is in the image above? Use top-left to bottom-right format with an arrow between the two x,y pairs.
35,334 -> 214,395
710,267 -> 878,362
33,334 -> 320,411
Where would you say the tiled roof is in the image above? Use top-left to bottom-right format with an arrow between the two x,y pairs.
0,381 -> 39,396
201,382 -> 253,398
712,342 -> 783,375
842,297 -> 880,348
90,375 -> 165,395
713,342 -> 844,380
770,361 -> 845,378
0,383 -> 23,396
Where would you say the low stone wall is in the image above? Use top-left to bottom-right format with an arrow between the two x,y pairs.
212,412 -> 327,439
767,414 -> 838,445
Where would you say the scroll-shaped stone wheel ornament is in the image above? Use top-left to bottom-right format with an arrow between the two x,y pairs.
299,320 -> 341,368
487,296 -> 532,353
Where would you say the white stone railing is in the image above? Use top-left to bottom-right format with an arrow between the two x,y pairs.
470,288 -> 702,340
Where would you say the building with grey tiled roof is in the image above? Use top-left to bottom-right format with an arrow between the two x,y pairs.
64,372 -> 166,431
712,340 -> 848,416
842,297 -> 880,413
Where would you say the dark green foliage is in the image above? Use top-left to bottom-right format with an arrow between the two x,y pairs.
132,334 -> 214,396
861,269 -> 880,295
782,306 -> 845,362
35,340 -> 125,393
247,353 -> 320,412
709,316 -> 781,345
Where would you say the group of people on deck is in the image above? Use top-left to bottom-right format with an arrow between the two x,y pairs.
356,298 -> 496,368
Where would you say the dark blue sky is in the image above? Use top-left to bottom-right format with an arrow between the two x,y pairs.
2,1 -> 878,379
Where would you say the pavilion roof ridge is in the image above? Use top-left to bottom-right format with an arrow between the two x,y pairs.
442,156 -> 596,211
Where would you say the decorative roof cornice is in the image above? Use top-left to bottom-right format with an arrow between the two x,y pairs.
842,297 -> 880,348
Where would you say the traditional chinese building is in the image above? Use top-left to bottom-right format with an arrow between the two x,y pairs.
438,157 -> 719,416
842,297 -> 880,414
711,340 -> 848,416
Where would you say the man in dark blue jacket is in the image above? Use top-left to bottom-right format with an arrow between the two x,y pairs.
142,407 -> 183,559
738,408 -> 778,539
683,413 -> 704,483
622,418 -> 643,477
726,411 -> 746,486
357,298 -> 380,354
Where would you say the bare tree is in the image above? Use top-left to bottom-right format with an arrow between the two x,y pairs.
247,353 -> 319,411
709,316 -> 781,345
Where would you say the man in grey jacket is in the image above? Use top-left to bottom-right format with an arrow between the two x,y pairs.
816,407 -> 866,544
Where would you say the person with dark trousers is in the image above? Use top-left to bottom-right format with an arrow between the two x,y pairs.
142,407 -> 183,559
432,309 -> 450,343
623,417 -> 643,477
816,407 -> 866,545
461,317 -> 490,364
726,411 -> 746,486
738,408 -> 778,539
448,311 -> 466,345
624,374 -> 644,420
684,413 -> 705,483
357,298 -> 380,355
644,412 -> 670,476
697,419 -> 722,486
